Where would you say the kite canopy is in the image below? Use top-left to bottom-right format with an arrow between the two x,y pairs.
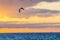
19,7 -> 24,13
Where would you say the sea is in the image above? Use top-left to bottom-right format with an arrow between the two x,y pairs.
0,32 -> 60,40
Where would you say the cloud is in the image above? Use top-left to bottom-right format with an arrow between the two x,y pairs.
32,2 -> 60,10
0,0 -> 60,7
22,8 -> 60,17
0,0 -> 60,18
0,23 -> 60,28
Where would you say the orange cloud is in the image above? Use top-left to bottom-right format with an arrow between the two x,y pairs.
0,16 -> 60,24
0,28 -> 60,33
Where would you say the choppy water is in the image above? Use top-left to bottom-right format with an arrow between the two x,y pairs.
0,33 -> 60,40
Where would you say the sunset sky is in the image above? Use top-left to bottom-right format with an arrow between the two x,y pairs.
0,0 -> 60,33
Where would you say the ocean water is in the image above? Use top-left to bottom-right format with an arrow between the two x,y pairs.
0,33 -> 60,40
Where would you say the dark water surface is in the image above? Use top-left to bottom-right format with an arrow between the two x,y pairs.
0,33 -> 60,40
